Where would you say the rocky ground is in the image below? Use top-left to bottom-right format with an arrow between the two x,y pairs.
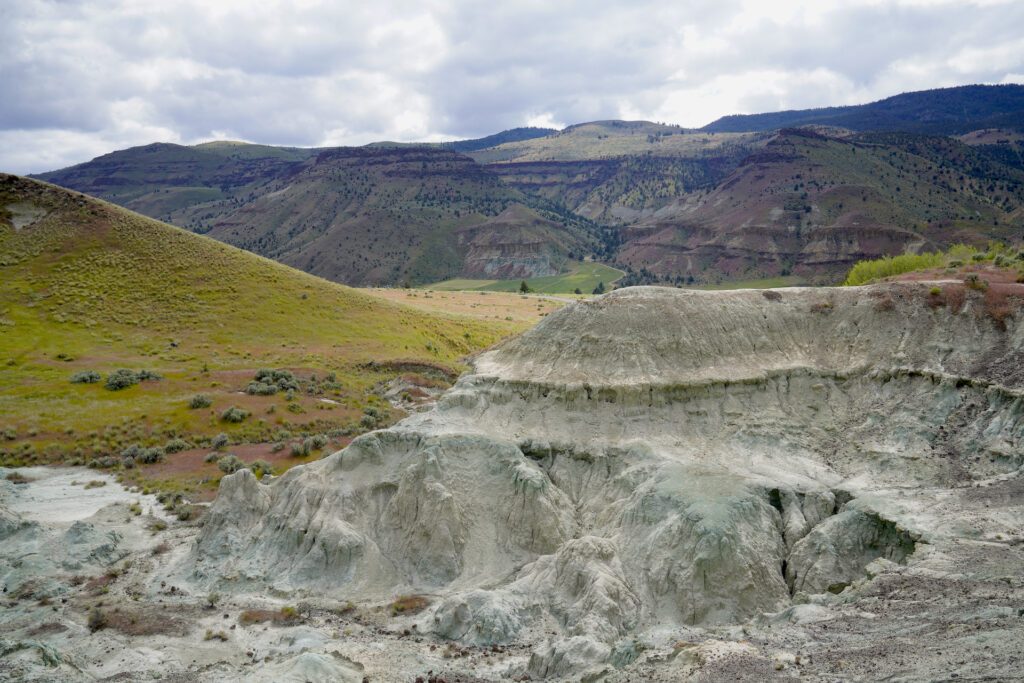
2,284 -> 1023,681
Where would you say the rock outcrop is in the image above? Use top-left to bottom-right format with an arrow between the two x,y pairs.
188,284 -> 1024,675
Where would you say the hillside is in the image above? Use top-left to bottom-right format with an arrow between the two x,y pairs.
35,143 -> 603,286
200,147 -> 601,285
615,128 -> 1024,284
0,174 -> 525,494
32,141 -> 323,222
702,84 -> 1024,135
28,85 -> 1024,288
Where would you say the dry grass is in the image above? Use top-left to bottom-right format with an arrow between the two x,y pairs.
239,606 -> 300,626
390,595 -> 429,615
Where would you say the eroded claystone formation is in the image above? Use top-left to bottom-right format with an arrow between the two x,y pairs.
190,284 -> 1024,677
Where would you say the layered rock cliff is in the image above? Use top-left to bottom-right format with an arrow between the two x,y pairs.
189,284 -> 1023,677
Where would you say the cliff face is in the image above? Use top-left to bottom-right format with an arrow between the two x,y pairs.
189,284 -> 1024,677
457,204 -> 575,279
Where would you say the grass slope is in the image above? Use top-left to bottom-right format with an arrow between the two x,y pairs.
0,174 -> 524,497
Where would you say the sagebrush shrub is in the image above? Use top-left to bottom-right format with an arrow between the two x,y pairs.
104,369 -> 139,391
211,433 -> 229,450
164,438 -> 190,453
249,459 -> 274,476
189,394 -> 213,409
220,406 -> 250,423
136,447 -> 165,464
217,454 -> 244,474
70,370 -> 102,384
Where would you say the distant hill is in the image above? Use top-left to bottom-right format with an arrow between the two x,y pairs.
702,84 -> 1024,135
615,128 -> 1024,284
34,142 -> 602,286
198,146 -> 602,285
441,127 -> 556,152
29,84 -> 1024,288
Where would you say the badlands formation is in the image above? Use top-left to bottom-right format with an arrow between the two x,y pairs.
4,284 -> 1024,681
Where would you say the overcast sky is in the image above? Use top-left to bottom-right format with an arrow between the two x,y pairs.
2,0 -> 1023,174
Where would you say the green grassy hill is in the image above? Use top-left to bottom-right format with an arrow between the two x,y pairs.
0,174 -> 522,495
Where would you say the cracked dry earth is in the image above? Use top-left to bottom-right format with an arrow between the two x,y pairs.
3,284 -> 1024,681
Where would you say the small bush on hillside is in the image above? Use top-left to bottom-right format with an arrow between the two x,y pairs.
246,381 -> 278,395
211,433 -> 229,450
947,259 -> 963,268
136,447 -> 165,464
304,434 -> 328,451
189,394 -> 213,409
971,252 -> 987,262
164,438 -> 190,453
136,370 -> 162,382
359,414 -> 377,429
88,608 -> 107,632
929,286 -> 942,296
251,368 -> 301,393
217,454 -> 244,474
122,455 -> 135,469
220,406 -> 250,423
104,369 -> 139,391
842,251 -> 947,286
289,442 -> 307,457
204,451 -> 221,463
70,370 -> 102,384
250,460 -> 274,477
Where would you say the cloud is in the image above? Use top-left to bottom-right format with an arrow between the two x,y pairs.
1,0 -> 1023,173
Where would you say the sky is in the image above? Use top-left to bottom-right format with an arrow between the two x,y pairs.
2,0 -> 1023,174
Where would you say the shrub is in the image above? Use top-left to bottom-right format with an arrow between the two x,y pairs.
217,453 -> 244,474
270,442 -> 285,452
971,252 -> 987,262
390,595 -> 429,615
164,438 -> 190,453
70,370 -> 102,384
929,286 -> 942,296
947,259 -> 964,268
842,250 -> 948,286
252,368 -> 300,393
249,460 -> 274,477
189,394 -> 213,409
204,451 -> 221,463
211,433 -> 229,450
304,434 -> 328,451
246,381 -> 278,395
174,503 -> 194,521
104,369 -> 139,391
359,414 -> 377,429
88,608 -> 108,632
121,455 -> 135,469
136,447 -> 165,465
220,406 -> 250,423
289,442 -> 307,457
136,370 -> 162,382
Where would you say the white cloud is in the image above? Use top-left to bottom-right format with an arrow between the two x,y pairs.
2,0 -> 1023,173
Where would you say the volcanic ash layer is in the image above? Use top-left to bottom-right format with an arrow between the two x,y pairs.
190,285 -> 1024,677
